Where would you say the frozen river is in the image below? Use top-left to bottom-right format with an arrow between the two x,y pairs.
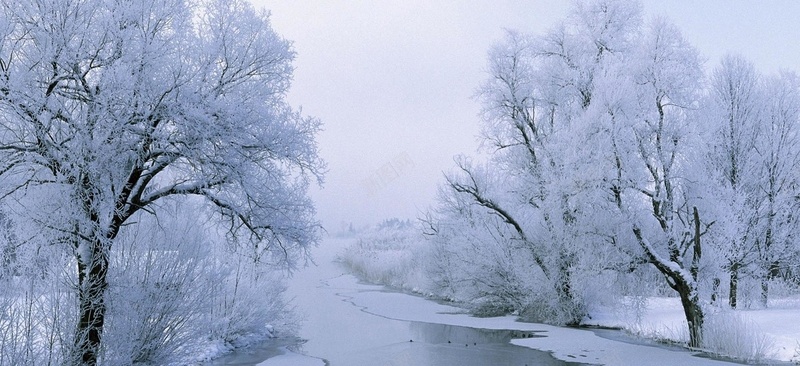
209,238 -> 745,366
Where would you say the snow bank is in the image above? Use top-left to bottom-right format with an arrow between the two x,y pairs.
747,308 -> 800,361
256,348 -> 325,366
586,296 -> 800,363
342,223 -> 800,363
338,219 -> 431,293
331,272 -> 742,365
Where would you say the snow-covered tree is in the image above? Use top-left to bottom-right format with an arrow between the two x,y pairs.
614,17 -> 709,347
437,158 -> 554,318
706,55 -> 762,308
434,0 -> 720,347
0,0 -> 322,363
751,72 -> 800,307
428,0 -> 642,325
705,57 -> 800,309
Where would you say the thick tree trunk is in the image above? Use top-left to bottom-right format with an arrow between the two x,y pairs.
710,277 -> 720,305
729,262 -> 739,309
676,280 -> 704,348
555,258 -> 583,326
73,238 -> 109,366
760,261 -> 780,308
632,206 -> 706,349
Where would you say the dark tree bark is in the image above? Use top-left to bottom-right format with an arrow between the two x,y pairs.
677,279 -> 704,348
74,238 -> 109,365
632,207 -> 706,348
729,261 -> 740,309
710,277 -> 720,305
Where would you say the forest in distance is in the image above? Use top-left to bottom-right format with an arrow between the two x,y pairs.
1,0 -> 800,365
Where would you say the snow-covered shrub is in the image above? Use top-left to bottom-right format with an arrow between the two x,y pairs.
0,196 -> 299,366
733,276 -> 771,309
204,255 -> 296,344
340,217 -> 547,319
424,190 -> 596,325
703,311 -> 776,363
339,219 -> 430,292
0,207 -> 75,366
100,207 -> 297,365
430,222 -> 545,318
0,247 -> 77,366
620,304 -> 777,362
103,214 -> 215,365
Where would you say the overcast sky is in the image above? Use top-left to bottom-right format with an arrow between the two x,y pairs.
252,0 -> 800,232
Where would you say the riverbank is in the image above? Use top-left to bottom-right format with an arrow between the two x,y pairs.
339,224 -> 800,364
340,275 -> 746,366
253,237 -> 584,366
584,296 -> 800,363
240,238 -> 748,365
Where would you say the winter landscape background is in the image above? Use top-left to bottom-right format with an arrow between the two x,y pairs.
2,0 -> 800,365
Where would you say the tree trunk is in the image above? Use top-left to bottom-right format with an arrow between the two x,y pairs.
684,206 -> 704,348
729,262 -> 739,309
677,280 -> 704,348
631,206 -> 706,349
73,237 -> 109,366
760,261 -> 780,308
710,277 -> 720,305
761,218 -> 774,308
555,258 -> 583,326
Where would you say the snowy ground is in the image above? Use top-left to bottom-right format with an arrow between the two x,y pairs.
255,348 -> 324,366
748,299 -> 800,361
585,296 -> 800,363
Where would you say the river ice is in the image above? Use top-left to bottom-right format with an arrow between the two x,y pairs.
242,238 -> 749,365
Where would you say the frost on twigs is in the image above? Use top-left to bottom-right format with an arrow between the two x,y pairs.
702,311 -> 776,363
0,0 -> 322,364
419,0 -> 800,354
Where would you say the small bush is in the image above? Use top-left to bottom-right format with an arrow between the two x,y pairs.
339,219 -> 429,292
472,299 -> 517,317
703,311 -> 776,363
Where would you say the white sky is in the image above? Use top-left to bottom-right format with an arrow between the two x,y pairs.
251,0 -> 800,231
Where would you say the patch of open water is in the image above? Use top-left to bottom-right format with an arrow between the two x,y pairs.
207,320 -> 589,366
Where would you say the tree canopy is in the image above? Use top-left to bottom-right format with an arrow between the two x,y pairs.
0,0 -> 323,363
